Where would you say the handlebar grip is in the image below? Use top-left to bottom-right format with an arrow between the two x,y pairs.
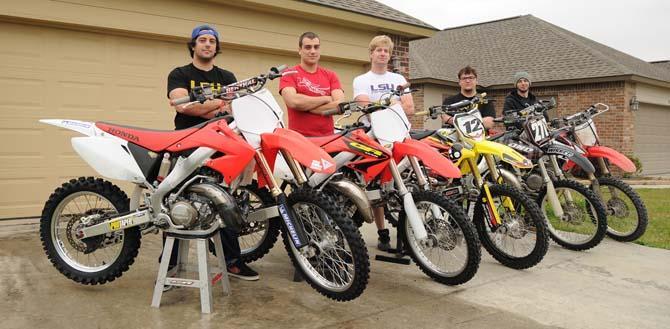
321,108 -> 340,116
172,95 -> 193,106
397,82 -> 411,92
414,110 -> 428,116
272,65 -> 287,74
493,117 -> 504,123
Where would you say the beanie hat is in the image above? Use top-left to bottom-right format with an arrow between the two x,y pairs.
513,71 -> 531,86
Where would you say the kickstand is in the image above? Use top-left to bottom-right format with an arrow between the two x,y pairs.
375,227 -> 411,265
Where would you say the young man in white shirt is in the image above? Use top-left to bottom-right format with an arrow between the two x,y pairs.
353,35 -> 415,251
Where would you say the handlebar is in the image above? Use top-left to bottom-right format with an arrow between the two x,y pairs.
321,108 -> 341,116
174,65 -> 291,106
556,103 -> 610,127
427,93 -> 487,119
172,95 -> 193,106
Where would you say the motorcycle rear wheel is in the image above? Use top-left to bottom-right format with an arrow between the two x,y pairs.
40,177 -> 141,285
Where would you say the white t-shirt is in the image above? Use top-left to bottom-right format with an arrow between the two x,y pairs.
353,71 -> 408,103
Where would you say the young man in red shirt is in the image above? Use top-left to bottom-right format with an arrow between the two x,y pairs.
279,32 -> 344,136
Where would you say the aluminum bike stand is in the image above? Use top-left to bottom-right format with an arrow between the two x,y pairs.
375,227 -> 411,265
151,233 -> 231,314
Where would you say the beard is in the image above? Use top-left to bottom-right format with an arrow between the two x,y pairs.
195,51 -> 215,62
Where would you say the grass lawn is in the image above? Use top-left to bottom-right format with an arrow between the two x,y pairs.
633,188 -> 670,249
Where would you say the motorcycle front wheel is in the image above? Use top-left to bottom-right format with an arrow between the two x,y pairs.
399,191 -> 481,285
283,187 -> 370,301
537,179 -> 608,251
473,183 -> 549,270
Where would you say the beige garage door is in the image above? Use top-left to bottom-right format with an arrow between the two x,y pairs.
634,103 -> 670,175
0,21 -> 364,218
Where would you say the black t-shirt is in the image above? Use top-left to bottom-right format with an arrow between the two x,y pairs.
443,92 -> 496,118
167,63 -> 237,129
503,91 -> 538,114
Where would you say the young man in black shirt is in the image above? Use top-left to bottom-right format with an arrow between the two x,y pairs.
165,24 -> 258,282
503,71 -> 540,115
442,66 -> 495,129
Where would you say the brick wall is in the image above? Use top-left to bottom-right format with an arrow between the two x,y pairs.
388,34 -> 424,128
410,84 -> 425,128
388,34 -> 409,78
486,81 -> 634,155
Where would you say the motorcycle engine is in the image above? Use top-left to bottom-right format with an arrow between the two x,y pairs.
520,168 -> 544,192
169,192 -> 217,229
525,173 -> 544,192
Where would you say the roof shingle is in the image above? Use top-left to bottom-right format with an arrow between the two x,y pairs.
410,15 -> 670,86
304,0 -> 435,29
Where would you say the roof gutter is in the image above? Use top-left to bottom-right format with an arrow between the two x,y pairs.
216,0 -> 437,39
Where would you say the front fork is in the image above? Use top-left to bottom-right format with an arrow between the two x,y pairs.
408,156 -> 445,221
388,157 -> 429,241
542,156 -> 567,218
255,150 -> 311,251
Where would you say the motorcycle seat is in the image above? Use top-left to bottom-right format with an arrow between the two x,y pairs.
409,129 -> 435,140
95,121 -> 203,152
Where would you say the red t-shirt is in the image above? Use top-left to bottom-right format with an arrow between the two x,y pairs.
279,65 -> 342,137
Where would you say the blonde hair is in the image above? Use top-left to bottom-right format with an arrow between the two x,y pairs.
369,35 -> 394,53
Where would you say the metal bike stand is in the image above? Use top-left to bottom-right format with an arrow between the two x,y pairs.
151,232 -> 231,314
375,227 -> 411,265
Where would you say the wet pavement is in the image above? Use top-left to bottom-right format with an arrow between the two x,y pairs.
1,222 -> 668,329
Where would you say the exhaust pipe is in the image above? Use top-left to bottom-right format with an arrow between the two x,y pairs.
328,180 -> 374,223
498,168 -> 523,190
187,183 -> 244,231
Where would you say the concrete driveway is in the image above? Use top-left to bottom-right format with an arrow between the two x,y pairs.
1,222 -> 668,329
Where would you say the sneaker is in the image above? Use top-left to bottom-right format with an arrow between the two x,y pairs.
227,262 -> 259,281
377,229 -> 391,251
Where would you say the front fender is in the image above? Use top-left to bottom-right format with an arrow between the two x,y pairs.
585,145 -> 636,173
261,128 -> 335,174
393,138 -> 461,179
546,143 -> 595,173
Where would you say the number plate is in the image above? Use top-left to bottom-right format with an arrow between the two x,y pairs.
529,117 -> 550,142
454,110 -> 485,141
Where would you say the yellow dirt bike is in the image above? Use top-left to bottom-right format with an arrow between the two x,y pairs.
408,94 -> 549,269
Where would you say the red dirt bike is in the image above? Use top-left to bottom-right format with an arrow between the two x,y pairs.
39,66 -> 370,301
551,103 -> 648,242
251,86 -> 481,286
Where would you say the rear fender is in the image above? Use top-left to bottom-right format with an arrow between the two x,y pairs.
71,136 -> 145,183
261,128 -> 336,174
546,143 -> 595,173
39,119 -> 103,137
585,145 -> 636,172
393,138 -> 461,179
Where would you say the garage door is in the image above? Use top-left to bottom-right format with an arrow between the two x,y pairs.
0,21 -> 364,218
634,103 -> 670,175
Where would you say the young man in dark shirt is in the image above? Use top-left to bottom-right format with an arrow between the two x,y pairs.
165,24 -> 258,282
503,71 -> 539,114
442,66 -> 495,129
